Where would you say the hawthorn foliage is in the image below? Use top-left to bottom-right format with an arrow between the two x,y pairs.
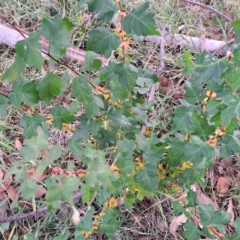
1,0 -> 240,238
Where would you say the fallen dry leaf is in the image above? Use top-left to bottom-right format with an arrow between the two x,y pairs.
26,170 -> 43,182
0,191 -> 8,217
15,138 -> 22,151
191,183 -> 219,210
170,214 -> 188,237
216,177 -> 230,194
0,170 -> 13,193
8,185 -> 20,201
227,199 -> 234,226
34,185 -> 46,199
209,167 -> 217,187
72,206 -> 80,225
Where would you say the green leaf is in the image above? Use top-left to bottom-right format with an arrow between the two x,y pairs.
72,75 -> 92,104
20,115 -> 46,138
109,79 -> 128,101
85,160 -> 120,195
108,110 -> 131,129
72,115 -> 101,141
124,193 -> 135,209
20,180 -> 38,199
231,218 -> 240,239
183,221 -> 200,240
87,27 -> 120,57
122,2 -> 160,36
0,95 -> 8,117
184,80 -> 203,105
81,184 -> 96,205
82,51 -> 102,72
115,63 -> 138,90
194,52 -> 228,83
198,204 -> 214,226
46,185 -> 63,202
99,210 -> 122,237
36,72 -> 61,105
222,130 -> 240,153
85,101 -> 99,118
135,163 -> 158,193
131,105 -> 149,126
167,139 -> 186,167
116,158 -> 136,175
221,68 -> 240,92
96,128 -> 117,150
221,95 -> 240,126
117,138 -> 136,158
9,78 -> 39,107
15,32 -> 43,70
41,16 -> 73,58
2,55 -> 26,83
173,104 -> 195,133
23,126 -> 48,153
51,104 -> 75,129
188,113 -> 215,141
48,145 -> 62,162
100,62 -> 118,82
87,0 -> 118,22
184,136 -> 214,163
233,20 -> 240,36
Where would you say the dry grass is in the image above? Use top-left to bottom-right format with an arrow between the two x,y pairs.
0,0 -> 239,239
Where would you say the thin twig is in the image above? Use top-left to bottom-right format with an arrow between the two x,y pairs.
141,28 -> 165,134
0,193 -> 83,224
180,0 -> 232,23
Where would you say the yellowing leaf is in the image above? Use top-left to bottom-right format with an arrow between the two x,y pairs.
185,134 -> 190,141
206,90 -> 217,98
110,165 -> 120,175
207,135 -> 217,147
76,169 -> 86,177
104,197 -> 118,209
215,127 -> 226,136
119,37 -> 130,49
145,128 -> 151,136
114,26 -> 126,38
103,93 -> 110,100
46,115 -> 53,124
62,123 -> 69,131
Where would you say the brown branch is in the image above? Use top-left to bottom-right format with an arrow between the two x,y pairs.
0,193 -> 83,224
0,14 -> 104,91
180,0 -> 232,23
0,15 -> 27,38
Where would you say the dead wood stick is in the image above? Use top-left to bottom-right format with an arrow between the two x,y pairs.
0,192 -> 83,224
0,23 -> 108,66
